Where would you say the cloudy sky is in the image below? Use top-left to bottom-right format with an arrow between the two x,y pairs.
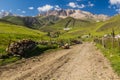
0,0 -> 120,16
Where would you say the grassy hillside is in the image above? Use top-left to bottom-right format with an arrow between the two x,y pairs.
2,15 -> 61,29
0,22 -> 46,55
40,17 -> 94,32
96,15 -> 120,34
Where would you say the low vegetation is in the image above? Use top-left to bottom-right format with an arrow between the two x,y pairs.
94,30 -> 120,75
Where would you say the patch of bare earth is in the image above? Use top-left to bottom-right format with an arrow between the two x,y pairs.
0,43 -> 120,80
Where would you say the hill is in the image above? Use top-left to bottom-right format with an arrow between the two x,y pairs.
2,15 -> 61,29
40,17 -> 94,32
97,15 -> 120,33
0,22 -> 46,55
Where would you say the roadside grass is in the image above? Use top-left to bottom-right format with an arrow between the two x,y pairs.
96,44 -> 120,76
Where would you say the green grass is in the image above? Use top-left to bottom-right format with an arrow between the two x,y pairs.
0,22 -> 49,65
96,43 -> 120,76
0,22 -> 47,54
0,56 -> 21,65
40,17 -> 94,32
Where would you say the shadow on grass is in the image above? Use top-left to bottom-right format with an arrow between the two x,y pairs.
23,44 -> 58,58
0,44 -> 58,66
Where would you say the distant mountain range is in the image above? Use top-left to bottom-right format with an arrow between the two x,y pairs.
0,11 -> 13,18
0,9 -> 110,22
0,9 -> 112,32
0,9 -> 120,36
38,9 -> 110,21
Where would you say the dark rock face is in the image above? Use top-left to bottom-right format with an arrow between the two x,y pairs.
6,39 -> 36,57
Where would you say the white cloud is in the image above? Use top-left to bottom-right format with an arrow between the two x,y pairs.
38,4 -> 53,12
28,7 -> 34,10
68,2 -> 77,8
110,0 -> 120,5
1,10 -> 4,12
22,11 -> 26,13
54,5 -> 62,11
109,0 -> 120,13
68,2 -> 85,8
88,2 -> 94,7
55,5 -> 60,8
78,4 -> 85,8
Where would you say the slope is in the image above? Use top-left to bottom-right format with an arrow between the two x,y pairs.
40,17 -> 94,32
0,22 -> 46,55
2,15 -> 61,29
96,15 -> 120,33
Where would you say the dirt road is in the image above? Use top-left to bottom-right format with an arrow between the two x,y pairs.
0,43 -> 120,80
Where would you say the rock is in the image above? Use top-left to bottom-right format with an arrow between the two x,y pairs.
62,43 -> 70,49
38,9 -> 110,21
6,39 -> 36,57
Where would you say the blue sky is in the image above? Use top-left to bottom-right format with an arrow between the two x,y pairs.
0,0 -> 120,16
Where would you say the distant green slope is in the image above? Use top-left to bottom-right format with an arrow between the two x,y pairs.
2,15 -> 61,29
97,15 -> 120,33
40,17 -> 94,32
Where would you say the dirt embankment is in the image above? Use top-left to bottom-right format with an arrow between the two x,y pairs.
0,43 -> 120,80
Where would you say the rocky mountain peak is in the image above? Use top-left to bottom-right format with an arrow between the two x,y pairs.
38,9 -> 110,21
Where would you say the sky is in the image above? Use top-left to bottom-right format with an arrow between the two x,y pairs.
0,0 -> 120,16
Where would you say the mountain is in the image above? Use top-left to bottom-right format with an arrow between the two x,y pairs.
2,15 -> 61,29
1,9 -> 110,31
0,11 -> 13,18
38,9 -> 110,21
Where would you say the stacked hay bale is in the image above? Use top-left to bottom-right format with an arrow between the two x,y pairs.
6,39 -> 36,57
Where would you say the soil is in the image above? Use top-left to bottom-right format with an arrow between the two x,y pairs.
0,42 -> 120,80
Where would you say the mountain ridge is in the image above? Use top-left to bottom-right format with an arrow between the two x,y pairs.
38,9 -> 110,21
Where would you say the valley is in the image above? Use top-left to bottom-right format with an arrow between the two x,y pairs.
0,9 -> 120,80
